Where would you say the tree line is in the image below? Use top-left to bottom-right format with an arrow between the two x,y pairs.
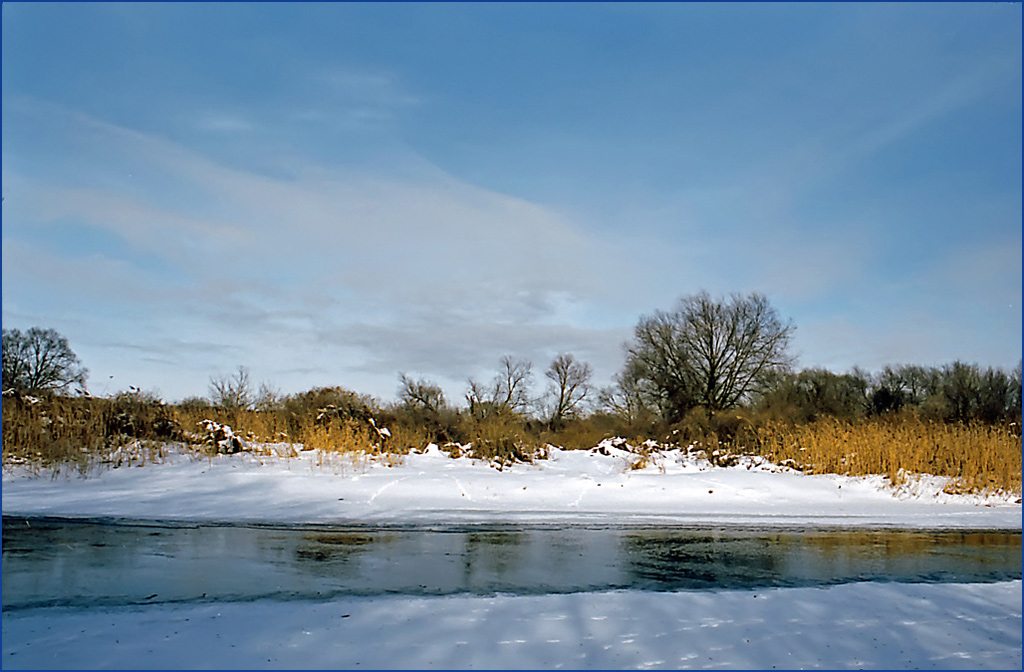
4,291 -> 1021,438
390,290 -> 1021,431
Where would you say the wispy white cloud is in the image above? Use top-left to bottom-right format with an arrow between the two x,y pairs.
2,106 -> 640,399
194,114 -> 259,134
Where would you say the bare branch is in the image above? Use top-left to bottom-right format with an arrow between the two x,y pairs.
546,353 -> 593,426
623,291 -> 794,420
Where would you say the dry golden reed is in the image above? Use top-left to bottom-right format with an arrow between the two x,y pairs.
2,394 -> 187,475
4,394 -> 1020,496
753,416 -> 1022,495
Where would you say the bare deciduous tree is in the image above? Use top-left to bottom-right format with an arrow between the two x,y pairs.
2,327 -> 88,394
545,353 -> 592,426
496,355 -> 532,413
209,365 -> 254,410
598,359 -> 659,424
398,373 -> 447,414
626,291 -> 794,419
464,378 -> 492,417
466,355 -> 533,418
254,380 -> 283,412
758,367 -> 869,422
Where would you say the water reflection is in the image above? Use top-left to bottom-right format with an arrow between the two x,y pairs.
621,528 -> 1021,590
2,516 -> 1020,610
463,531 -> 528,591
296,532 -> 378,563
624,531 -> 787,589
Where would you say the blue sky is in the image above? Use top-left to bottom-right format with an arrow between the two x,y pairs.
2,2 -> 1021,404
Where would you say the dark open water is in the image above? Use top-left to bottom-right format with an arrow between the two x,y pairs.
2,516 -> 1020,610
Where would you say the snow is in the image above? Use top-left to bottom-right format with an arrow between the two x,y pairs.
3,441 -> 1021,669
2,440 -> 1020,528
2,581 -> 1020,670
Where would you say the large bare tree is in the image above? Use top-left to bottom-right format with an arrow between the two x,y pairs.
626,291 -> 794,419
545,353 -> 592,426
2,327 -> 88,394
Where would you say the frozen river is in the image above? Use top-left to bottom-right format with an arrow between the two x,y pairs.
3,516 -> 1020,611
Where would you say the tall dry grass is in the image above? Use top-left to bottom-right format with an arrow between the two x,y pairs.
2,396 -> 408,475
4,392 -> 1020,495
2,393 -> 183,475
302,419 -> 403,467
172,405 -> 294,449
460,412 -> 545,468
752,416 -> 1022,495
172,403 -> 405,469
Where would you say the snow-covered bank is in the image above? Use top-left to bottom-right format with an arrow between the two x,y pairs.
2,443 -> 1020,528
3,581 -> 1020,670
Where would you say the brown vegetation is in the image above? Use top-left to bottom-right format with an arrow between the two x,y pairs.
3,383 -> 1020,496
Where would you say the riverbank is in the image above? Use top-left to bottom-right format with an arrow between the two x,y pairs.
2,441 -> 1020,528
